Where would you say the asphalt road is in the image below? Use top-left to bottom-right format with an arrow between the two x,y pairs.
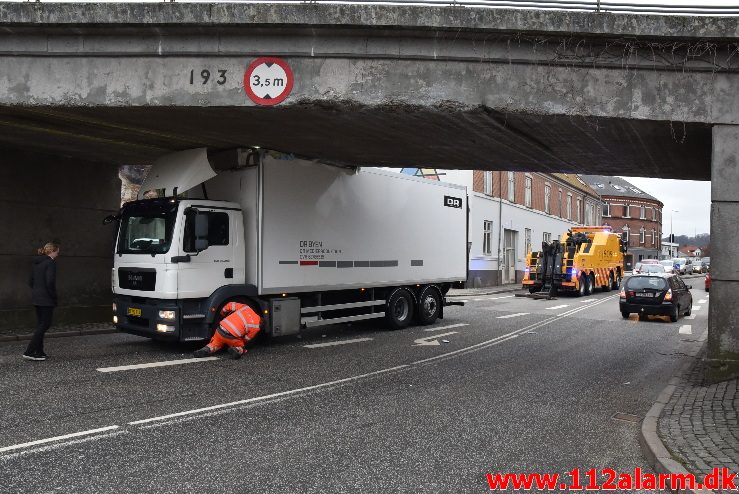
0,281 -> 709,493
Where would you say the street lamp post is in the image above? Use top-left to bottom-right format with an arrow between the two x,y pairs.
670,209 -> 679,258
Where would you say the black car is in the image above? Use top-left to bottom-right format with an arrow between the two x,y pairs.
619,273 -> 693,322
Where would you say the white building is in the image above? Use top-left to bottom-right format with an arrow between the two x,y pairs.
440,170 -> 603,286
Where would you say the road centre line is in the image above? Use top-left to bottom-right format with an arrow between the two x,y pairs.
0,296 -> 617,456
698,299 -> 707,304
546,304 -> 569,310
679,325 -> 692,335
411,295 -> 617,366
424,323 -> 469,332
692,305 -> 702,311
0,426 -> 120,454
496,313 -> 529,319
685,314 -> 697,320
128,365 -> 410,426
97,357 -> 219,373
304,337 -> 373,349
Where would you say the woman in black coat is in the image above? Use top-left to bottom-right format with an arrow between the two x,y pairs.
23,242 -> 60,361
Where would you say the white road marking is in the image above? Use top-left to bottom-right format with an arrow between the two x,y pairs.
692,305 -> 702,311
685,314 -> 697,320
580,299 -> 596,303
128,365 -> 410,426
698,299 -> 707,304
414,332 -> 459,346
706,294 -> 709,299
546,304 -> 569,310
496,313 -> 530,319
2,295 -> 621,456
424,323 -> 469,332
0,426 -> 120,454
457,299 -> 469,303
304,338 -> 373,349
97,357 -> 219,373
679,325 -> 693,335
485,295 -> 515,300
412,295 -> 617,366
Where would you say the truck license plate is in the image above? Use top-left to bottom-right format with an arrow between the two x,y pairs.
127,307 -> 142,317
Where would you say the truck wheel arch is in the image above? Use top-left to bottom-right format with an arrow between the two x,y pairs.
204,284 -> 260,325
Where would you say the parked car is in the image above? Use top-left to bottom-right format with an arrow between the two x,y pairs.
692,259 -> 708,274
634,263 -> 666,275
672,258 -> 693,275
620,273 -> 693,322
702,257 -> 710,271
659,260 -> 675,273
705,271 -> 711,292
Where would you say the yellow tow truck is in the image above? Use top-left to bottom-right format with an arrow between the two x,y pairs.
522,226 -> 627,296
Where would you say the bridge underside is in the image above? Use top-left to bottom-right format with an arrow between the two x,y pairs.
0,105 -> 712,180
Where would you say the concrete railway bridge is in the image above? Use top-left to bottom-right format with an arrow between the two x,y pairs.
0,3 -> 737,377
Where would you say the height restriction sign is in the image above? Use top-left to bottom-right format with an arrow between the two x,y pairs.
243,57 -> 294,106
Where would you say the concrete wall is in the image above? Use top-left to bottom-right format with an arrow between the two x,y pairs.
0,148 -> 119,329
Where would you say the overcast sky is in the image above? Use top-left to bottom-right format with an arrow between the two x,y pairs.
619,177 -> 711,237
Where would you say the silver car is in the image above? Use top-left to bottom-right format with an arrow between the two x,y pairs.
660,260 -> 675,273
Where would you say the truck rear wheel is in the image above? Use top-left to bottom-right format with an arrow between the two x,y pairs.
577,276 -> 586,297
602,273 -> 613,292
416,286 -> 441,325
385,288 -> 415,330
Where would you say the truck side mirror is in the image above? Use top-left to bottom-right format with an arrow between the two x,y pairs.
194,213 -> 209,252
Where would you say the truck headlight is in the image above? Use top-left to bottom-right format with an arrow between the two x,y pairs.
158,310 -> 176,320
156,324 -> 175,333
113,315 -> 118,324
112,303 -> 117,313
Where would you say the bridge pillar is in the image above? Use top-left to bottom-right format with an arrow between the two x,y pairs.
707,125 -> 739,381
0,148 -> 120,331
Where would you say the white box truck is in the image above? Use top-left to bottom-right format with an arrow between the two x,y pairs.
109,148 -> 467,342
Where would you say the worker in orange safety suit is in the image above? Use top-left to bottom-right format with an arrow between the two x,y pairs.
193,302 -> 261,359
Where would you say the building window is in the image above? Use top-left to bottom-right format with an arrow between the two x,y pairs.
566,193 -> 572,221
576,198 -> 582,224
651,229 -> 656,246
602,202 -> 610,217
640,205 -> 646,219
623,224 -> 630,246
483,171 -> 492,195
558,189 -> 563,217
640,227 -> 645,244
524,175 -> 532,208
544,184 -> 551,214
652,207 -> 656,221
624,204 -> 631,218
543,232 -> 551,243
483,220 -> 493,255
507,172 -> 515,202
525,228 -> 532,253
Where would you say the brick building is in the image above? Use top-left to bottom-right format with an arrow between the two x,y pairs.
441,169 -> 602,287
580,175 -> 663,262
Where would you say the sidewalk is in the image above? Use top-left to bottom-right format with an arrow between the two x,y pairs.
0,321 -> 116,342
642,339 -> 739,493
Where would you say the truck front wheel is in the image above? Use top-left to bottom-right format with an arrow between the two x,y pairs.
385,288 -> 415,330
416,286 -> 441,325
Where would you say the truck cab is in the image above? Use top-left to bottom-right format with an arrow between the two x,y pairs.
113,198 -> 245,341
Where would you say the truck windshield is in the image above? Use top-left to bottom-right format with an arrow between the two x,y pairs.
116,200 -> 178,255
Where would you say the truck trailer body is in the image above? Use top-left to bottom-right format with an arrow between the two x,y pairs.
111,149 -> 467,341
522,226 -> 626,296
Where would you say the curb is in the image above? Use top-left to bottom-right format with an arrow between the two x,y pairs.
639,330 -> 713,494
0,327 -> 117,344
